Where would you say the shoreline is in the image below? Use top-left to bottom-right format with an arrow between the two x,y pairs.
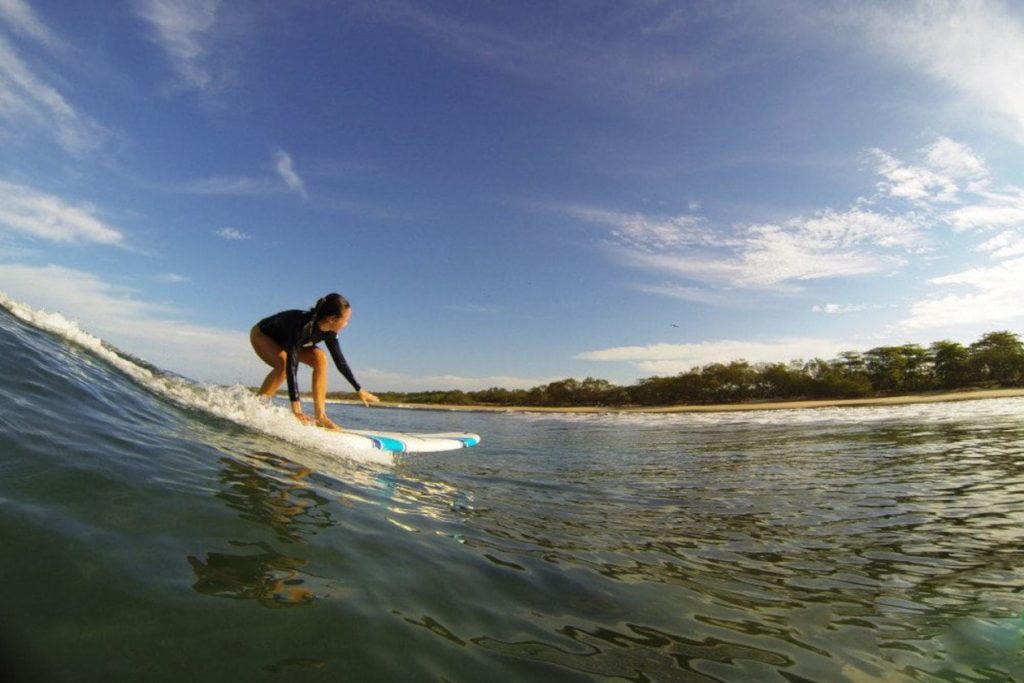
331,387 -> 1024,414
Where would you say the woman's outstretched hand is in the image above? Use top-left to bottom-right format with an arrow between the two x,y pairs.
357,388 -> 380,407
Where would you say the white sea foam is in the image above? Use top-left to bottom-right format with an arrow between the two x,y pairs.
0,292 -> 393,466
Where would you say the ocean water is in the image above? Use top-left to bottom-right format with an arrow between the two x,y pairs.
2,297 -> 1024,682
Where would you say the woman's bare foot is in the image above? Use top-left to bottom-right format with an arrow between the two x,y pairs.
315,415 -> 343,431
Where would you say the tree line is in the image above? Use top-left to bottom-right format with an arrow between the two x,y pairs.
330,330 -> 1024,408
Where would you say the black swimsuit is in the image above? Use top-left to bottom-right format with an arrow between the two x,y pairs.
257,309 -> 361,403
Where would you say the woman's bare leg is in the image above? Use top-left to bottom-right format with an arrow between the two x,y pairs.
250,325 -> 287,398
299,347 -> 341,430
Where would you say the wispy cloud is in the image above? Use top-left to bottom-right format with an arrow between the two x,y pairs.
273,149 -> 308,199
358,1 -> 753,101
0,181 -> 124,245
0,35 -> 105,152
165,150 -> 311,199
0,0 -> 60,48
576,337 -> 852,376
812,303 -> 882,315
634,283 -> 744,308
976,230 -> 1024,260
869,137 -> 990,205
216,226 -> 249,241
855,0 -> 1024,143
582,206 -> 922,292
568,206 -> 726,251
134,0 -> 230,94
173,175 -> 277,196
945,187 -> 1024,232
156,272 -> 190,283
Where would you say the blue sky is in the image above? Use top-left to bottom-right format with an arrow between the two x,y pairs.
1,0 -> 1023,392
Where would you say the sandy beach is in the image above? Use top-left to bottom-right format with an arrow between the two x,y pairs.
338,387 -> 1024,414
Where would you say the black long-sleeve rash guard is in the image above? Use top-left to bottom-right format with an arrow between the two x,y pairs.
257,309 -> 362,403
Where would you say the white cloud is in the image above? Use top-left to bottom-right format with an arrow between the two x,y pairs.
166,158 -> 310,200
868,138 -> 1024,233
170,154 -> 311,198
812,303 -> 880,315
925,136 -> 989,180
216,226 -> 249,241
273,149 -> 308,198
870,137 -> 992,207
976,229 -> 1024,259
0,263 -> 252,384
576,338 -> 852,375
0,36 -> 104,152
870,139 -> 1024,333
135,0 -> 226,93
0,0 -> 60,47
0,181 -> 124,245
901,256 -> 1024,330
870,147 -> 959,203
858,0 -> 1024,144
156,272 -> 189,283
570,206 -> 726,251
945,187 -> 1024,232
592,207 -> 921,291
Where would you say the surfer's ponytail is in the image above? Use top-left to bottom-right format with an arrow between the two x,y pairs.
313,293 -> 351,321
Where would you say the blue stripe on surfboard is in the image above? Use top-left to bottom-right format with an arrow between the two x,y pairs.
368,435 -> 407,452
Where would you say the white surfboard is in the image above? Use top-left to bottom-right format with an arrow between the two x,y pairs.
331,429 -> 481,453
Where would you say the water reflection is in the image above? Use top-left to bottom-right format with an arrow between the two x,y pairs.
189,452 -> 341,607
215,453 -> 336,544
188,541 -> 315,607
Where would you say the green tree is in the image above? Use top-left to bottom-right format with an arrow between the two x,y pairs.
930,340 -> 971,389
701,361 -> 757,402
544,378 -> 581,406
863,344 -> 932,393
969,331 -> 1024,385
756,362 -> 806,399
802,357 -> 872,398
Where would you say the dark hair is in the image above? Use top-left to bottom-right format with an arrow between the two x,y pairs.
312,292 -> 351,321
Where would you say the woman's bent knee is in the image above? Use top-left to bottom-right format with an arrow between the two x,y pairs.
301,347 -> 327,370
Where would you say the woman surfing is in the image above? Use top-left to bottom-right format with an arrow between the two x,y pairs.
250,293 -> 379,430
